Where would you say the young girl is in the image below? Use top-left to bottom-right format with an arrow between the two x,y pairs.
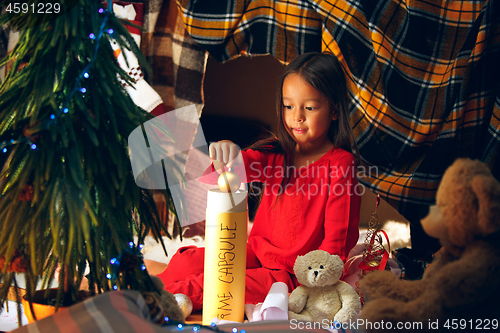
157,52 -> 361,311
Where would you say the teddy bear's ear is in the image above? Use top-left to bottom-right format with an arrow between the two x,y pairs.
471,174 -> 500,236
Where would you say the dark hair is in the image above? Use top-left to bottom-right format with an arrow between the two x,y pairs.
247,52 -> 360,201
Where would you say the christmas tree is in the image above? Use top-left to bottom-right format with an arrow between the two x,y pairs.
0,0 -> 179,317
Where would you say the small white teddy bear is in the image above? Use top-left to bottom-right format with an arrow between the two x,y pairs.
288,250 -> 361,324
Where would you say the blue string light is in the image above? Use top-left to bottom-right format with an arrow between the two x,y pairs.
0,0 -> 115,152
161,319 -> 224,333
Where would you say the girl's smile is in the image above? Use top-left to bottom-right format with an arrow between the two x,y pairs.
292,127 -> 307,134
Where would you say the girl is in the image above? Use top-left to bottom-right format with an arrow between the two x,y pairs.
157,52 -> 361,311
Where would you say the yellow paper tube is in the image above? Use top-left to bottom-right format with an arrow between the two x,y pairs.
203,189 -> 248,325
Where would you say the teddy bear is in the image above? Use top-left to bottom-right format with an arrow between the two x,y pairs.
288,250 -> 361,324
359,158 -> 500,332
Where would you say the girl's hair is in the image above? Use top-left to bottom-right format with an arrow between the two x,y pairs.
246,52 -> 360,207
248,51 -> 359,164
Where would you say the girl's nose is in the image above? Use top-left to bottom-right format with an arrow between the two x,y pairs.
293,110 -> 304,123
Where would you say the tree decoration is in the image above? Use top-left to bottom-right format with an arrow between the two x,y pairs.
0,0 -> 181,323
0,250 -> 28,273
356,194 -> 391,304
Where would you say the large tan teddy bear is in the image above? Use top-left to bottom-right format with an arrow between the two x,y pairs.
288,250 -> 361,324
359,158 -> 500,332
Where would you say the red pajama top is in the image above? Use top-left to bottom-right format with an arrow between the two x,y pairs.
201,147 -> 360,275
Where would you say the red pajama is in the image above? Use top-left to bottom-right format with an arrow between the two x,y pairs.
157,245 -> 299,310
157,147 -> 360,310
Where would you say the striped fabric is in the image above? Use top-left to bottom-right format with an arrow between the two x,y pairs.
174,0 -> 500,221
11,290 -> 331,332
12,291 -> 167,333
141,0 -> 208,116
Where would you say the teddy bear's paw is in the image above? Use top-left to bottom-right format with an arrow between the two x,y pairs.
333,309 -> 358,325
359,299 -> 424,332
288,310 -> 313,322
360,271 -> 424,302
359,271 -> 400,301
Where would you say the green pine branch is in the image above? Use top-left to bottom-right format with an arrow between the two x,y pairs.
0,0 -> 182,316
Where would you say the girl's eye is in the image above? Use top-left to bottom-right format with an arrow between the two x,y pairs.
305,107 -> 315,111
284,105 -> 292,110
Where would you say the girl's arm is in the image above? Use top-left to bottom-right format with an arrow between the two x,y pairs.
319,153 -> 361,262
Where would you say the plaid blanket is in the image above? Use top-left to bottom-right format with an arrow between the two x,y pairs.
174,0 -> 500,221
141,0 -> 207,115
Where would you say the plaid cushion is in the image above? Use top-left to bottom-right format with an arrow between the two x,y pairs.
173,0 -> 500,220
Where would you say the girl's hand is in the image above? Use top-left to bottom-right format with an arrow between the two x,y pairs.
209,140 -> 243,173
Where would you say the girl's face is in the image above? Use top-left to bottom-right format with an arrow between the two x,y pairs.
282,73 -> 338,152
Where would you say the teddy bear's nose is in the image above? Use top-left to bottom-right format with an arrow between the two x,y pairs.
314,271 -> 318,277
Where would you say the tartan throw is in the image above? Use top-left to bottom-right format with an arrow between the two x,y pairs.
11,291 -> 331,332
141,0 -> 208,116
175,0 -> 500,221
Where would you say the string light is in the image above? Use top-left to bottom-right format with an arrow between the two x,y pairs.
161,318 -> 224,332
80,87 -> 87,93
0,0 -> 114,152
